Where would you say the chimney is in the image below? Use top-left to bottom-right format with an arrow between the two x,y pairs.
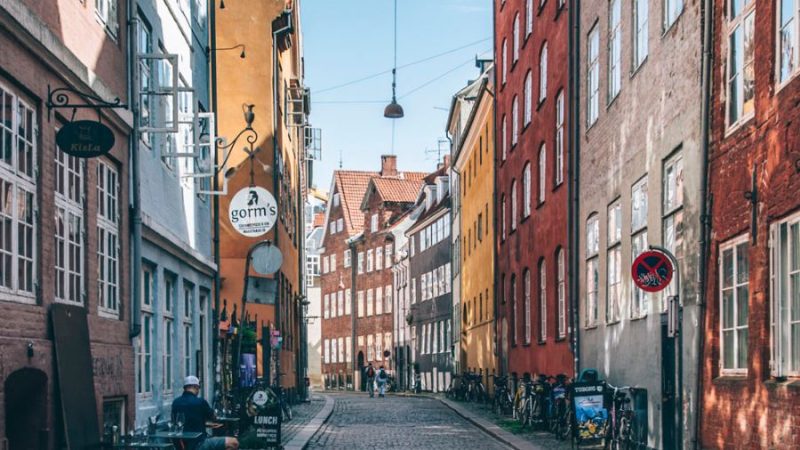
381,155 -> 398,177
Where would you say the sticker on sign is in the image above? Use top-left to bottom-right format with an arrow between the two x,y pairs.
631,250 -> 674,293
229,187 -> 278,237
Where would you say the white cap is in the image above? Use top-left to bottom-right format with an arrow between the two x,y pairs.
184,375 -> 200,387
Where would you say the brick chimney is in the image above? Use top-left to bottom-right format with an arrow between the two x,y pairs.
380,155 -> 398,177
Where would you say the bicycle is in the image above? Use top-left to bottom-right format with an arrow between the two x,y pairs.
605,384 -> 637,450
464,372 -> 487,404
491,375 -> 513,416
546,374 -> 572,440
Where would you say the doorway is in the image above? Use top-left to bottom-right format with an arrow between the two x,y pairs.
5,368 -> 48,450
357,351 -> 365,391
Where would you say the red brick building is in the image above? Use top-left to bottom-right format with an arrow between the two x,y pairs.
700,1 -> 800,447
494,0 -> 572,379
0,0 -> 133,448
319,156 -> 424,390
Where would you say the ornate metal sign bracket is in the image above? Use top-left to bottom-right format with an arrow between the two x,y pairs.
46,85 -> 128,122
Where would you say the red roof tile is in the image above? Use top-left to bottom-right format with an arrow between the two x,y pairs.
334,170 -> 379,235
371,177 -> 426,203
313,212 -> 325,228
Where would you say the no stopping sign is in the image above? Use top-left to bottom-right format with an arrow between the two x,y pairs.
631,250 -> 674,293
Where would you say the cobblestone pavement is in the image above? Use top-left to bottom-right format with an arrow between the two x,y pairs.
449,397 -> 577,450
306,393 -> 513,449
280,394 -> 327,444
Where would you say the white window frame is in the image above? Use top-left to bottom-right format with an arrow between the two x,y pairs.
524,71 -> 533,126
588,25 -> 600,126
720,235 -> 749,375
631,230 -> 649,318
555,90 -> 564,186
513,13 -> 521,63
664,0 -> 683,30
502,39 -> 508,85
540,261 -> 547,341
0,85 -> 37,303
367,289 -> 374,316
726,0 -> 755,129
376,246 -> 383,271
502,115 -> 508,161
345,289 -> 352,315
586,257 -> 599,327
770,212 -> 800,377
526,0 -> 534,36
512,275 -> 518,345
539,42 -> 548,102
367,249 -> 374,272
54,150 -> 85,305
777,0 -> 800,86
510,180 -> 518,231
538,144 -> 546,203
511,96 -> 519,146
371,213 -> 379,232
344,249 -> 351,268
609,0 -> 622,101
633,0 -> 649,69
501,195 -> 507,241
357,290 -> 364,317
523,162 -> 532,218
95,0 -> 120,39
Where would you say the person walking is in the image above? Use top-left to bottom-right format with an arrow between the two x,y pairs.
365,363 -> 376,398
376,366 -> 389,398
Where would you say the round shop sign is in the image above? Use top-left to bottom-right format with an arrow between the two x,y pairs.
251,390 -> 269,407
56,120 -> 115,158
229,187 -> 278,237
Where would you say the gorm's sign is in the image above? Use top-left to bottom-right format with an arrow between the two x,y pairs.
56,120 -> 115,158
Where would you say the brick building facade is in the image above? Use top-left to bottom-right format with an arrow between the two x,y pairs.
319,156 -> 424,390
0,0 -> 134,447
699,0 -> 800,447
494,0 -> 572,381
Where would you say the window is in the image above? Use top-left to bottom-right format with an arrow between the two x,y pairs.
345,288 -> 352,315
511,180 -> 518,231
523,163 -> 532,217
371,213 -> 379,232
376,288 -> 383,315
329,222 -> 335,234
538,144 -> 546,203
162,313 -> 173,391
357,252 -> 364,274
609,201 -> 622,244
102,398 -> 126,438
588,26 -> 600,126
136,17 -> 152,138
607,245 -> 622,323
524,71 -> 533,126
540,261 -> 547,341
664,0 -> 683,29
512,96 -> 519,146
322,256 -> 328,274
345,336 -> 352,362
385,243 -> 393,268
609,0 -> 622,100
511,274 -> 518,345
523,269 -> 531,344
631,176 -> 648,231
526,0 -> 534,36
367,249 -> 373,272
502,116 -> 508,161
586,257 -> 599,327
337,218 -> 344,232
631,230 -> 649,317
376,247 -> 383,271
539,43 -> 548,102
770,213 -> 800,376
367,289 -> 373,316
357,290 -> 364,317
720,236 -> 749,373
779,0 -> 800,83
323,294 -> 329,319
663,153 -> 684,310
385,286 -> 393,313
344,249 -> 351,268
513,13 -> 521,63
330,253 -> 337,272
137,311 -> 153,394
323,339 -> 329,364
501,194 -> 507,240
0,86 -> 36,302
634,0 -> 649,68
338,290 -> 345,316
586,214 -> 600,257
502,39 -> 508,85
557,249 -> 566,338
95,0 -> 120,38
55,150 -> 84,305
555,91 -> 564,186
333,193 -> 340,207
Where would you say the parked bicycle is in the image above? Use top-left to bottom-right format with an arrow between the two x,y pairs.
546,374 -> 572,440
491,375 -> 513,416
605,384 -> 639,450
464,372 -> 487,404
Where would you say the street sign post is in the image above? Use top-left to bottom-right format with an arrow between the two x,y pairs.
631,250 -> 674,293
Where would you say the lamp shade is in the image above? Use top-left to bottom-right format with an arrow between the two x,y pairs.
384,99 -> 404,119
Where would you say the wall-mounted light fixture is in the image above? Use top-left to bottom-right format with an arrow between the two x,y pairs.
208,44 -> 246,59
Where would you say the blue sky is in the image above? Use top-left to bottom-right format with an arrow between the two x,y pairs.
300,0 -> 493,190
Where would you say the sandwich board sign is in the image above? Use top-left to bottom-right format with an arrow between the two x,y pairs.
229,187 -> 278,237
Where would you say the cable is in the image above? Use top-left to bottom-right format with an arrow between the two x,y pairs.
398,50 -> 490,99
314,37 -> 491,94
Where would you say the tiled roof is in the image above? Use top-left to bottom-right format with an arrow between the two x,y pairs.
313,212 -> 325,228
371,177 -> 427,203
334,170 -> 379,235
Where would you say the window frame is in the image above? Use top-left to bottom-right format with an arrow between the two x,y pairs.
555,90 -> 565,186
523,163 -> 532,218
587,25 -> 600,126
663,0 -> 684,31
512,96 -> 519,147
54,150 -> 85,306
524,71 -> 533,126
538,144 -> 546,204
719,234 -> 750,375
725,0 -> 755,130
608,0 -> 622,101
777,0 -> 800,88
511,180 -> 518,232
524,269 -> 532,344
539,42 -> 548,103
557,249 -> 567,338
633,0 -> 650,70
770,211 -> 800,377
513,13 -> 521,63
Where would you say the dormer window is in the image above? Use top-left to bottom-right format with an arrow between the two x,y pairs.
333,193 -> 340,207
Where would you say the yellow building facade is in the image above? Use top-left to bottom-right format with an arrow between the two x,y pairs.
450,69 -> 495,387
214,0 -> 306,394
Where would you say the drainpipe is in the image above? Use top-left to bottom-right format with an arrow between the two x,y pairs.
694,0 -> 714,446
209,0 -> 221,395
272,10 -> 293,390
129,6 -> 142,339
490,0 -> 501,377
567,0 -> 581,378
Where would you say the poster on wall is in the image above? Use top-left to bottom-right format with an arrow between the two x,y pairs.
228,187 -> 278,237
572,382 -> 607,441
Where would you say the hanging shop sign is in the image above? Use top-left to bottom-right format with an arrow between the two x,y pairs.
56,120 -> 115,158
631,250 -> 674,293
229,187 -> 278,237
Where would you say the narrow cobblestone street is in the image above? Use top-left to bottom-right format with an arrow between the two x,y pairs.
306,393 -> 513,449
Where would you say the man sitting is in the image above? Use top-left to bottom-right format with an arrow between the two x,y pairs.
171,376 -> 239,450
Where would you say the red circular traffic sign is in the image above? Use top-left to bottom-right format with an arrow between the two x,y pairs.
631,251 -> 674,293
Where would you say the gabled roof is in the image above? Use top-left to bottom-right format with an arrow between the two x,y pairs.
360,172 -> 427,210
333,170 -> 379,236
